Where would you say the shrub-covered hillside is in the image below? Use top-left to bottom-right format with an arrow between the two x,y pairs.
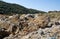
0,1 -> 46,14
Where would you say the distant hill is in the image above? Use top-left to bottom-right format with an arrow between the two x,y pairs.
0,1 -> 46,14
48,11 -> 60,13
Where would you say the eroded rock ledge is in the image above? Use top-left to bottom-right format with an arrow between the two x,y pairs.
0,14 -> 60,39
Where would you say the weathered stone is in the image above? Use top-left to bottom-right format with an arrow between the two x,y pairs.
0,14 -> 60,39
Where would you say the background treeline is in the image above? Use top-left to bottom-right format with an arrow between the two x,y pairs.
0,1 -> 46,15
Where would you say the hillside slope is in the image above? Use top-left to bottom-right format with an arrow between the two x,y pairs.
0,1 -> 46,14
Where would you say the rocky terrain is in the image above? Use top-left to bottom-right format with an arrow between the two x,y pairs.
0,1 -> 60,39
0,13 -> 60,39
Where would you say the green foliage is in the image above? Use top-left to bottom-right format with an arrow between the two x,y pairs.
28,9 -> 46,14
0,1 -> 46,14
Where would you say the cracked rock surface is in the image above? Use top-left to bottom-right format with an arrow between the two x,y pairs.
0,13 -> 60,39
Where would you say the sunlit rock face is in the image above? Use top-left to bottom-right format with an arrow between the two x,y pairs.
0,13 -> 60,39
